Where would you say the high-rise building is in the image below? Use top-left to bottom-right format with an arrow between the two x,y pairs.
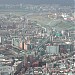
46,46 -> 59,54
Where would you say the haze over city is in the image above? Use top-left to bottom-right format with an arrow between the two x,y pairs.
0,0 -> 75,75
0,0 -> 74,6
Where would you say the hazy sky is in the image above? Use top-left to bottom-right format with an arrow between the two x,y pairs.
0,0 -> 74,6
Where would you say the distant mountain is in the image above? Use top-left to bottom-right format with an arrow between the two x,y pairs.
0,0 -> 74,6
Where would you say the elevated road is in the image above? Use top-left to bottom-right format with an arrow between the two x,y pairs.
32,36 -> 50,51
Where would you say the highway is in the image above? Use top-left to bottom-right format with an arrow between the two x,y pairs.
32,36 -> 50,51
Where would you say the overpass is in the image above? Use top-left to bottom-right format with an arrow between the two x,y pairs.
32,36 -> 50,51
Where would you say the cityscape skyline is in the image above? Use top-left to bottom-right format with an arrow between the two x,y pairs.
0,0 -> 75,75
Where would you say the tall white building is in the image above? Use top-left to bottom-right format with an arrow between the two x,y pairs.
46,46 -> 59,54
